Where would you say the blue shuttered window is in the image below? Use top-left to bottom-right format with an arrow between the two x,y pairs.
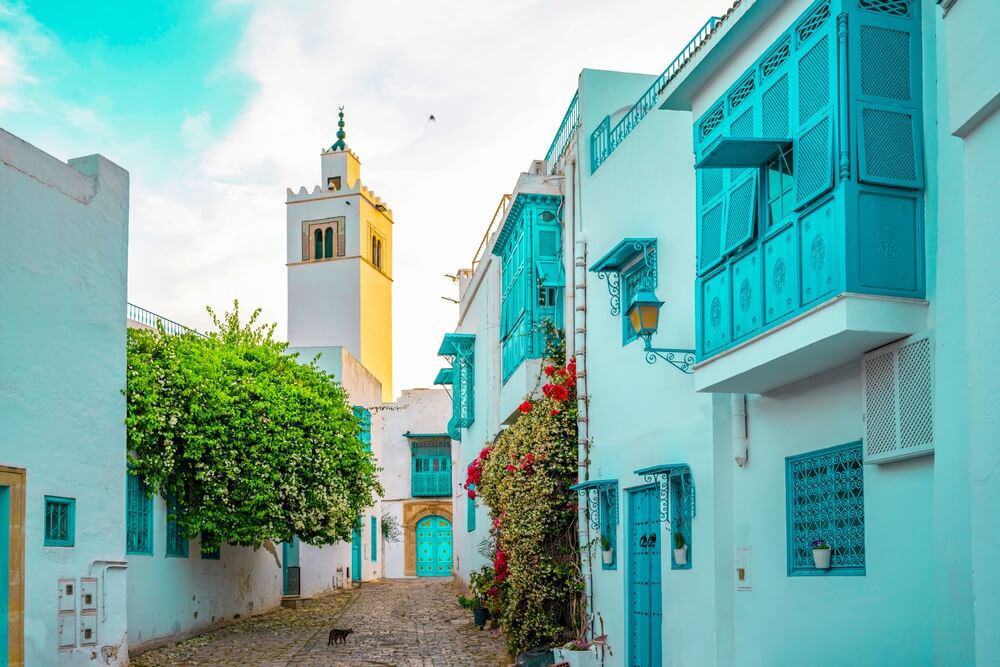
44,496 -> 75,547
370,516 -> 377,562
165,494 -> 188,558
126,472 -> 153,555
353,406 -> 372,451
467,485 -> 476,532
600,487 -> 617,570
411,441 -> 452,497
786,442 -> 865,575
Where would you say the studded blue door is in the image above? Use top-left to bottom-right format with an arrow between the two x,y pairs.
416,516 -> 452,576
351,524 -> 362,581
628,485 -> 662,667
282,536 -> 299,595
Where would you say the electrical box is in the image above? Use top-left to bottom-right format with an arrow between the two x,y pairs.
736,547 -> 752,592
79,611 -> 98,646
80,578 -> 98,611
58,611 -> 76,649
58,578 -> 76,613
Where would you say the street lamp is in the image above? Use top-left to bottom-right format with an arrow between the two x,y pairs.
625,289 -> 696,374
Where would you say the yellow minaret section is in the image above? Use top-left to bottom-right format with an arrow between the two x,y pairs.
285,109 -> 393,400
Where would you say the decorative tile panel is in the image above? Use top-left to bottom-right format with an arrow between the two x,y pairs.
731,250 -> 762,340
763,224 -> 800,324
799,201 -> 837,304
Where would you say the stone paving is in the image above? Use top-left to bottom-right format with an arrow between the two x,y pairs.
130,578 -> 510,667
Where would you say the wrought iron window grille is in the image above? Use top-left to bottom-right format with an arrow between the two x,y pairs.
634,464 -> 695,530
44,496 -> 75,547
570,479 -> 619,570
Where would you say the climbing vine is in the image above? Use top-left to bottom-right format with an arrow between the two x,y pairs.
469,325 -> 583,655
126,302 -> 382,551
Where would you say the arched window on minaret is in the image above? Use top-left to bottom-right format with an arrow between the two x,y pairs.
314,229 -> 323,259
377,239 -> 383,270
324,227 -> 334,259
371,235 -> 377,266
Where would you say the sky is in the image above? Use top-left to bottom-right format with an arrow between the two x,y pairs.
0,0 -> 732,399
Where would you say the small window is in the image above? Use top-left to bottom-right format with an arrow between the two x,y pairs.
327,176 -> 341,191
165,494 -> 188,558
126,472 -> 153,555
353,406 -> 372,451
765,146 -> 795,229
599,487 -> 616,570
44,496 -> 75,547
786,442 -> 865,576
324,227 -> 334,258
467,485 -> 476,532
377,240 -> 383,268
314,229 -> 324,260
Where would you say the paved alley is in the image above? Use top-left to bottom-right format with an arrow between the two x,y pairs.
130,579 -> 510,667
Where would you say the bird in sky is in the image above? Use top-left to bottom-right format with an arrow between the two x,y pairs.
428,114 -> 436,122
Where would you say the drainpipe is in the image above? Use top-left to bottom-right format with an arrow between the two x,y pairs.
89,560 -> 128,622
732,394 -> 748,467
566,149 -> 594,635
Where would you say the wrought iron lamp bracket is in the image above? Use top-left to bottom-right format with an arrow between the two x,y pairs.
641,335 -> 696,374
596,271 -> 621,317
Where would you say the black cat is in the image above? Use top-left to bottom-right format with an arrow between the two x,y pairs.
328,628 -> 354,645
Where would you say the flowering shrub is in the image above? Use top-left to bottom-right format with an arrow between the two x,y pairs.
475,330 -> 583,655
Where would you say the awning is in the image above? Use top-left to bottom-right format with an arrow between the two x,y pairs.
694,137 -> 792,169
590,238 -> 657,273
433,368 -> 453,385
536,259 -> 565,287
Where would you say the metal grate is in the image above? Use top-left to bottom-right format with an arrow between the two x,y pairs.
863,349 -> 897,457
127,473 -> 152,554
699,201 -> 725,271
701,104 -> 725,138
861,107 -> 916,181
729,73 -> 756,111
898,337 -> 933,450
701,167 -> 724,204
859,0 -> 911,16
796,117 -> 831,205
798,36 -> 830,123
860,25 -> 910,100
760,38 -> 791,79
797,1 -> 831,44
725,175 -> 757,252
786,442 -> 865,574
44,498 -> 72,545
762,75 -> 789,138
165,495 -> 188,557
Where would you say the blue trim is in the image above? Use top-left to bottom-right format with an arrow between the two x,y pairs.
590,238 -> 658,273
437,333 -> 476,357
43,496 -> 75,547
370,516 -> 377,562
126,471 -> 153,556
404,432 -> 451,440
165,494 -> 188,558
490,193 -> 562,257
433,368 -> 453,385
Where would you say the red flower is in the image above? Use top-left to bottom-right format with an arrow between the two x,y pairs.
467,489 -> 476,499
518,401 -> 532,413
479,446 -> 493,460
546,384 -> 569,402
544,365 -> 557,377
487,586 -> 498,597
505,464 -> 516,472
550,409 -> 561,416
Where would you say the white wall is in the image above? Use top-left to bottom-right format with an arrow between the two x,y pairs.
0,130 -> 130,667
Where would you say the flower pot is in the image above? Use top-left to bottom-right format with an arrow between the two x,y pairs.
673,546 -> 688,565
473,606 -> 489,627
553,647 -> 600,667
602,548 -> 614,566
812,548 -> 831,569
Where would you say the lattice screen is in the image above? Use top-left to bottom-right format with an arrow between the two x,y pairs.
699,201 -> 725,272
860,25 -> 911,100
860,107 -> 918,185
762,75 -> 789,138
863,332 -> 934,463
725,174 -> 757,252
795,116 -> 832,206
798,36 -> 829,123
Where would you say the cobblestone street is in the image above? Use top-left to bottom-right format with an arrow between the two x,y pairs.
131,579 -> 510,667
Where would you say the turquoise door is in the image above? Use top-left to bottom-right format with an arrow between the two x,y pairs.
351,524 -> 362,581
415,515 -> 452,576
0,486 -> 9,666
628,485 -> 662,667
282,536 -> 299,595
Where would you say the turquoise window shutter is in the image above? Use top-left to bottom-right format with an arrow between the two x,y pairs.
324,227 -> 334,258
370,516 -> 377,562
467,485 -> 476,532
353,406 -> 372,450
126,471 -> 153,555
43,496 -> 75,547
785,442 -> 865,575
165,494 -> 188,557
411,441 -> 452,497
314,229 -> 323,259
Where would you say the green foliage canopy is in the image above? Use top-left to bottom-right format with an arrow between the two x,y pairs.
126,303 -> 382,551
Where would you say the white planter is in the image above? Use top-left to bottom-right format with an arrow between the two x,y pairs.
673,546 -> 688,565
602,549 -> 614,566
553,647 -> 600,667
812,548 -> 831,569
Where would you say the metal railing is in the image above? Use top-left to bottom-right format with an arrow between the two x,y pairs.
470,193 -> 512,274
544,91 -> 580,175
126,302 -> 204,337
590,16 -> 721,173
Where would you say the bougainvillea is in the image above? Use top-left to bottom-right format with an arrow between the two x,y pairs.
476,329 -> 583,655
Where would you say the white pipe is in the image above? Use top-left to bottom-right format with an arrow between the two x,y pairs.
732,394 -> 748,466
89,560 -> 128,622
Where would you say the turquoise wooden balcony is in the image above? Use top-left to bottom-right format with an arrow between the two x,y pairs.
408,437 -> 452,497
690,0 -> 928,393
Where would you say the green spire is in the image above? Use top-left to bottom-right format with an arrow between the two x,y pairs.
331,106 -> 347,151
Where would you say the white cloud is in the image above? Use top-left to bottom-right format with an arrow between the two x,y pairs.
120,0 -> 735,398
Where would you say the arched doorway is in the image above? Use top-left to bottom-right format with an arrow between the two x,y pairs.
415,515 -> 452,576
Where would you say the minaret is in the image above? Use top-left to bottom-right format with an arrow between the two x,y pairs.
286,108 -> 394,400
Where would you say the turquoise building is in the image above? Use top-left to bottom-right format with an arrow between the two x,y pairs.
443,0 -> 1000,664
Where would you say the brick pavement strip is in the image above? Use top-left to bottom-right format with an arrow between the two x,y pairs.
131,578 -> 510,667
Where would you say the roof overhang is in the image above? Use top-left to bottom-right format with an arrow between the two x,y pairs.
694,137 -> 791,168
590,238 -> 657,274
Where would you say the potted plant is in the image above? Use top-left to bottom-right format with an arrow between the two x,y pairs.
553,639 -> 601,667
600,535 -> 614,566
811,538 -> 831,569
468,566 -> 495,628
673,530 -> 688,566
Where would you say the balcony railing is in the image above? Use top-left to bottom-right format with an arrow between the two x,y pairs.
127,302 -> 204,337
470,194 -> 512,275
545,91 -> 579,176
412,471 -> 452,497
590,16 -> 720,173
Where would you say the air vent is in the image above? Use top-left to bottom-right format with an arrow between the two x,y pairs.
862,332 -> 933,464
